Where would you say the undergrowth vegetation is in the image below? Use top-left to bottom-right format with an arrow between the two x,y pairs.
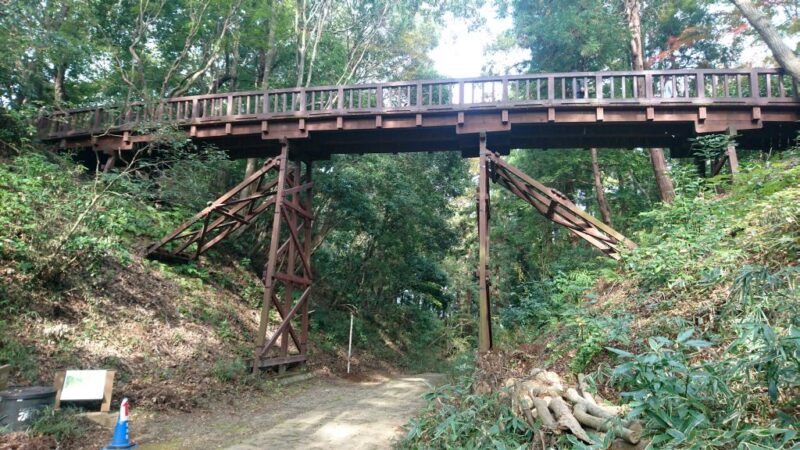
400,145 -> 800,449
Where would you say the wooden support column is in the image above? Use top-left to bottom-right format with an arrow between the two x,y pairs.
300,161 -> 312,355
727,128 -> 739,179
102,152 -> 118,173
254,140 -> 290,373
279,162 -> 300,374
477,133 -> 493,353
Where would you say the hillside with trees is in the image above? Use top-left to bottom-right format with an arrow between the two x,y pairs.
0,0 -> 798,449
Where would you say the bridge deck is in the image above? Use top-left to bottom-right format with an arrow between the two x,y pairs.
39,68 -> 800,159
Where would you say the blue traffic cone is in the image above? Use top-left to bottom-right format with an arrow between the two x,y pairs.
102,398 -> 138,450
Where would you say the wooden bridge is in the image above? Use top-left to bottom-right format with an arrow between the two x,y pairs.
40,68 -> 799,160
38,68 -> 799,371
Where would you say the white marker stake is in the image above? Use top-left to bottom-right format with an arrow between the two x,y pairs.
347,313 -> 354,374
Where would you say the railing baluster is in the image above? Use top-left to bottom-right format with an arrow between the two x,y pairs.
766,73 -> 773,98
736,75 -> 742,98
595,75 -> 602,99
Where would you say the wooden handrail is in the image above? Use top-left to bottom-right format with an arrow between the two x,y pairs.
38,68 -> 798,139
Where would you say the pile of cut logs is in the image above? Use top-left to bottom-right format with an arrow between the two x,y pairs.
503,370 -> 641,445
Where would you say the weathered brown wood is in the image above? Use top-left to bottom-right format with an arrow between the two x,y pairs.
0,364 -> 10,390
254,141 -> 290,372
40,69 -> 798,152
486,151 -> 633,259
53,371 -> 66,410
100,370 -> 116,413
478,133 -> 492,352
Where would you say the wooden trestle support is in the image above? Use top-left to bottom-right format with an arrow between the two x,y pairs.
146,140 -> 314,372
476,137 -> 635,352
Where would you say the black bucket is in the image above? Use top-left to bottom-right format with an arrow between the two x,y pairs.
0,386 -> 57,432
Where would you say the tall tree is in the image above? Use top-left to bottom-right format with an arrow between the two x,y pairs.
623,0 -> 675,204
590,148 -> 613,226
731,0 -> 800,80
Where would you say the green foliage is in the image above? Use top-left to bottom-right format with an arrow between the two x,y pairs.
398,378 -> 532,449
690,133 -> 736,162
0,321 -> 38,382
29,407 -> 87,442
211,357 -> 248,382
501,0 -> 630,72
610,325 -> 798,448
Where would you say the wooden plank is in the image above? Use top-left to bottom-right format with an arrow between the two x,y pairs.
0,364 -> 10,390
53,371 -> 66,410
100,371 -> 116,413
256,354 -> 307,368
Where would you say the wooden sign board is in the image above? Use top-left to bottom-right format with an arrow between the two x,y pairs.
54,370 -> 116,412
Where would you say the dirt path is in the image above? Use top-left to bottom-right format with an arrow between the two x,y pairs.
135,373 -> 441,450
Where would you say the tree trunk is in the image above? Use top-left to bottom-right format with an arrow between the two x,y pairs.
732,0 -> 800,80
240,157 -> 259,200
623,0 -> 645,71
649,148 -> 675,203
295,0 -> 308,88
590,148 -> 613,226
623,0 -> 676,203
53,63 -> 67,107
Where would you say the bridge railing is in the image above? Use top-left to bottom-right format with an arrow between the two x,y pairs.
38,68 -> 798,139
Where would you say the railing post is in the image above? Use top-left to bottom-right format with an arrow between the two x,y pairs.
416,81 -> 423,109
459,81 -> 465,106
749,70 -> 758,99
645,72 -> 654,99
192,99 -> 199,119
547,75 -> 555,100
337,87 -> 344,113
502,77 -> 508,104
227,94 -> 234,116
299,88 -> 307,114
376,85 -> 383,110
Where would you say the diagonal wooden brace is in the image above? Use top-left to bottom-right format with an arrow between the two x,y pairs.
485,150 -> 635,259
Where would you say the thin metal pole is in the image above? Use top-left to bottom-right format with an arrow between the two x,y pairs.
347,313 -> 354,374
477,133 -> 493,352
